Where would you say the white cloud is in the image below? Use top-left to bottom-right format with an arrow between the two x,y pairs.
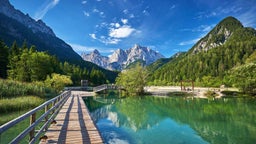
101,38 -> 121,44
34,0 -> 60,20
121,19 -> 128,25
88,32 -> 121,45
91,19 -> 139,45
89,33 -> 97,39
195,1 -> 246,20
110,23 -> 121,28
179,38 -> 200,46
82,1 -> 87,4
83,11 -> 90,17
68,43 -> 115,54
236,7 -> 256,28
97,35 -> 121,44
143,10 -> 149,16
92,8 -> 105,17
123,9 -> 129,14
194,24 -> 215,32
93,8 -> 100,13
99,11 -> 105,17
109,25 -> 135,38
130,14 -> 135,18
115,23 -> 120,28
181,24 -> 215,33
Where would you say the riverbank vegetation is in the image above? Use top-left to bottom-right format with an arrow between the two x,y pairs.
116,64 -> 148,95
0,40 -> 116,86
0,79 -> 56,124
0,39 -> 117,125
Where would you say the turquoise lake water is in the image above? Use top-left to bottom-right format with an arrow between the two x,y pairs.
84,94 -> 256,144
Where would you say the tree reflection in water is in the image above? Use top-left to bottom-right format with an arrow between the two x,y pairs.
84,94 -> 256,144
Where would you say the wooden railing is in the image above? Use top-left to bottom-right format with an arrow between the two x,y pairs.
93,84 -> 119,92
0,90 -> 71,144
64,86 -> 93,91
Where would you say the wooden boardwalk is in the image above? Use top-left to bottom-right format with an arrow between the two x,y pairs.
40,93 -> 103,144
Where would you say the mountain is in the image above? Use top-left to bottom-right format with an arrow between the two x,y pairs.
190,16 -> 243,54
82,44 -> 165,71
0,0 -> 81,62
0,0 -> 118,83
147,52 -> 186,73
148,16 -> 256,86
81,49 -> 109,68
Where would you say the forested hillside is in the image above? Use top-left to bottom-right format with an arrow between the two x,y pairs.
0,7 -> 118,84
148,17 -> 256,93
0,40 -> 116,86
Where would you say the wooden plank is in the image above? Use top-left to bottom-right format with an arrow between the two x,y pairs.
41,93 -> 103,144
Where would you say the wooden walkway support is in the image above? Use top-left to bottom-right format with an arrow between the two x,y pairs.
41,94 -> 103,144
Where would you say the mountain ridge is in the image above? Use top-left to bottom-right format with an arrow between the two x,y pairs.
0,0 -> 118,83
0,0 -> 55,36
0,0 -> 80,62
81,44 -> 165,71
190,16 -> 243,54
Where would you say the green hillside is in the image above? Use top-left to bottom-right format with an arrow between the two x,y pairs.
148,17 -> 256,91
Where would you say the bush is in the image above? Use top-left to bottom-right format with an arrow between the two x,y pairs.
204,91 -> 218,97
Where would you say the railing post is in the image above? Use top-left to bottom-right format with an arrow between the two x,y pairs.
44,105 -> 49,131
29,113 -> 36,141
52,101 -> 55,114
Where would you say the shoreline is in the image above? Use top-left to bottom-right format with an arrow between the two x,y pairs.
144,86 -> 239,98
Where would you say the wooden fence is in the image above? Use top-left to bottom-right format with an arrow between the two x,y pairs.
0,91 -> 71,144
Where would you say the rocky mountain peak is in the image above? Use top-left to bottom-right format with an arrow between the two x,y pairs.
191,16 -> 243,54
109,48 -> 127,64
82,44 -> 165,71
92,49 -> 100,55
0,0 -> 55,36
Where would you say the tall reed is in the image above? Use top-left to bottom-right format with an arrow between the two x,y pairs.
0,96 -> 44,113
0,79 -> 55,98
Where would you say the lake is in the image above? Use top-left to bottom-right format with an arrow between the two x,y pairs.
84,93 -> 256,144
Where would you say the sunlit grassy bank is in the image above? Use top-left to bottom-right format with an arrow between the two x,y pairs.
0,79 -> 56,125
0,79 -> 55,98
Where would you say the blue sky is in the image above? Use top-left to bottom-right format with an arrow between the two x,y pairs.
9,0 -> 256,57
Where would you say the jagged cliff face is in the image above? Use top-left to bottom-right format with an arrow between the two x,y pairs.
191,17 -> 243,54
81,50 -> 109,68
109,49 -> 127,65
81,44 -> 165,71
126,44 -> 163,65
0,0 -> 55,36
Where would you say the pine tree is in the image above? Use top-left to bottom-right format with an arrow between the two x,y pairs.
0,40 -> 9,78
7,41 -> 20,80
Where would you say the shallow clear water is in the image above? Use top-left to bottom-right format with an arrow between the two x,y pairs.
84,94 -> 256,144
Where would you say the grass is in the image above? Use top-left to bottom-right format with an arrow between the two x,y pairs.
0,79 -> 58,143
0,79 -> 56,125
0,96 -> 44,114
0,109 -> 31,125
0,79 -> 55,98
167,91 -> 194,97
